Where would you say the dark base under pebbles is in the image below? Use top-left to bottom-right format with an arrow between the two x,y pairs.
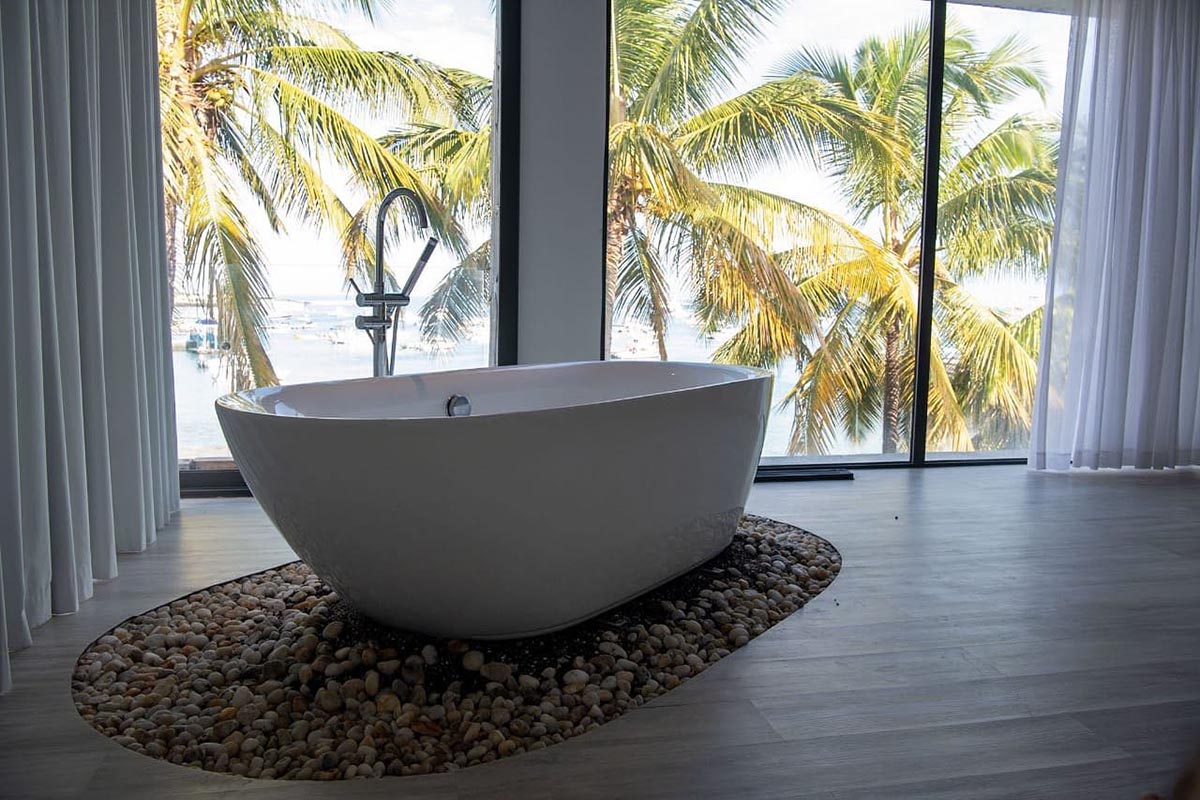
72,515 -> 840,780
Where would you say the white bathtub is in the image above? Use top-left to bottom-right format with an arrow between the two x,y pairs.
216,360 -> 771,638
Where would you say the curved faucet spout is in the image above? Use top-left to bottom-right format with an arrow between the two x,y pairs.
375,187 -> 428,294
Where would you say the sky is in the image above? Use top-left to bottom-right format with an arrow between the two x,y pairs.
247,0 -> 1071,309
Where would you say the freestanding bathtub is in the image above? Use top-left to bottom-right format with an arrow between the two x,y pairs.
216,360 -> 771,639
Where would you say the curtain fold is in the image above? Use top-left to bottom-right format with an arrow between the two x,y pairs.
1031,0 -> 1200,470
0,0 -> 178,694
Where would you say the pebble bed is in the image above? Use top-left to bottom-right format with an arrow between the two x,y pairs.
72,515 -> 840,780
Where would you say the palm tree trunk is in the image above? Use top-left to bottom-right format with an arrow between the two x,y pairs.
881,318 -> 903,453
604,206 -> 670,361
604,200 -> 628,358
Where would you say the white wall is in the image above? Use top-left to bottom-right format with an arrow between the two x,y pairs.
514,0 -> 608,364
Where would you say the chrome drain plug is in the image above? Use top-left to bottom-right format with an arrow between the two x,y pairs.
446,394 -> 471,417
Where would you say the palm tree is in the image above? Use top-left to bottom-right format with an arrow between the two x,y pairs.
753,23 -> 1057,454
157,0 -> 468,389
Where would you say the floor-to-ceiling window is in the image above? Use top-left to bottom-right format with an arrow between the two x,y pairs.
927,2 -> 1069,459
605,0 -> 1069,467
163,0 -> 1071,486
163,0 -> 497,471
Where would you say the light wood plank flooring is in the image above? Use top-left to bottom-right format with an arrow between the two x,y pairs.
1,465 -> 1198,799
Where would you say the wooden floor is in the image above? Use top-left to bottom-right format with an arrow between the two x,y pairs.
2,465 -> 1199,799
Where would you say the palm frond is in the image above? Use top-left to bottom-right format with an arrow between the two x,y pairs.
670,74 -> 899,181
241,46 -> 453,119
1010,304 -> 1043,358
609,120 -> 714,211
611,0 -> 679,107
770,27 -> 931,222
631,0 -> 783,126
188,10 -> 358,51
613,220 -> 671,359
250,117 -> 356,235
936,280 -> 1039,440
442,68 -> 493,131
707,184 -> 878,269
339,203 -> 377,286
785,302 -> 881,454
936,170 -> 1057,279
711,302 -> 803,370
382,122 -> 493,224
941,113 -> 1056,186
182,0 -> 282,42
181,153 -> 278,387
214,116 -> 285,233
942,22 -> 1046,128
246,67 -> 468,255
419,240 -> 491,345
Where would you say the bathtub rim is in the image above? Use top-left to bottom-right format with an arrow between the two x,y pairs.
214,359 -> 773,423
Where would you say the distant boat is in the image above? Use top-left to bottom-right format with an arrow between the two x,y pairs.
185,318 -> 219,354
325,326 -> 348,345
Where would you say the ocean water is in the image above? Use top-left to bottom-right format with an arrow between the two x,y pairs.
173,295 -> 884,461
174,295 -> 487,460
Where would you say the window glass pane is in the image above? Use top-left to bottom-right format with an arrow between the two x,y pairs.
926,4 -> 1069,459
165,1 -> 496,468
606,0 -> 931,462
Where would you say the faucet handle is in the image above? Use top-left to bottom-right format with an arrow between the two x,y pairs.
349,278 -> 368,307
399,237 -> 440,297
351,278 -> 397,309
354,315 -> 389,331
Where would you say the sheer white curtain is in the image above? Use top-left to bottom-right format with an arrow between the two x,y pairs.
0,0 -> 178,693
1031,0 -> 1200,470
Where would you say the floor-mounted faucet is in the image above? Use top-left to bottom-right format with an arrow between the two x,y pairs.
351,187 -> 439,377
